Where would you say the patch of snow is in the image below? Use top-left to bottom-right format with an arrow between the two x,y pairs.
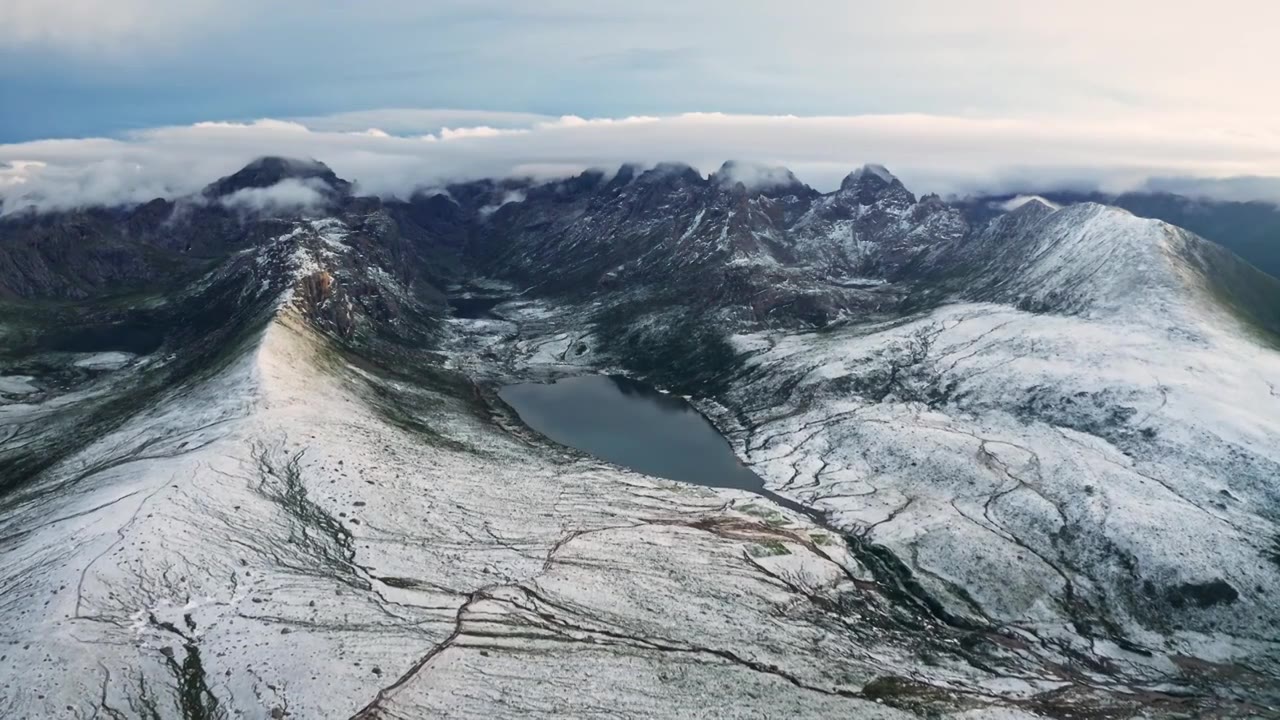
834,276 -> 888,287
0,375 -> 37,395
679,208 -> 706,242
73,351 -> 136,370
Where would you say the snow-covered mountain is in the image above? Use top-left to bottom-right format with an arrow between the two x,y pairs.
0,159 -> 1277,718
966,189 -> 1280,281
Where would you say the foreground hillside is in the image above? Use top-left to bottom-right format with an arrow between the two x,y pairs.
0,160 -> 1277,718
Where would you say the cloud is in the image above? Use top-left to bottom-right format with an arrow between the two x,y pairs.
1138,176 -> 1280,204
293,109 -> 554,136
478,190 -> 528,218
4,108 -> 1280,213
0,160 -> 42,189
5,3 -> 1280,150
192,119 -> 312,133
0,0 -> 226,49
996,195 -> 1062,212
435,126 -> 527,141
713,162 -> 804,192
218,178 -> 330,215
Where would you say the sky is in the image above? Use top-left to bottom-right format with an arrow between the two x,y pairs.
3,1 -> 1280,210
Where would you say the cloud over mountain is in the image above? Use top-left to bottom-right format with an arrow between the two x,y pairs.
3,109 -> 1280,213
217,178 -> 332,214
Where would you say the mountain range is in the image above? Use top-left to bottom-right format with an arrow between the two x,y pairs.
0,158 -> 1278,718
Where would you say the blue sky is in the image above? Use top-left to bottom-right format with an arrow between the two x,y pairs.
5,1 -> 1277,142
3,2 -> 1280,210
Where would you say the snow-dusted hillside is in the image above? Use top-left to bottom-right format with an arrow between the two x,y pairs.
722,300 -> 1280,664
1,158 -> 1277,717
950,202 -> 1260,327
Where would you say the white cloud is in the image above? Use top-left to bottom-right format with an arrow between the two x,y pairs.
192,119 -> 312,133
478,190 -> 528,218
997,195 -> 1062,212
7,2 -> 1280,137
436,126 -> 526,141
7,0 -> 1280,180
293,109 -> 554,135
713,162 -> 803,192
0,160 -> 43,189
218,178 -> 330,214
4,108 -> 1280,213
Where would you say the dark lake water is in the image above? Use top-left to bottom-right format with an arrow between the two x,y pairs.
43,321 -> 165,355
499,375 -> 811,515
449,296 -> 509,319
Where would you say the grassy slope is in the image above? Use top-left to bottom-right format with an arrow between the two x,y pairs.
1181,232 -> 1280,349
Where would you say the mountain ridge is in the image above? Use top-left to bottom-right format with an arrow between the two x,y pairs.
2,156 -> 1279,717
965,188 -> 1280,282
4,157 -> 1274,342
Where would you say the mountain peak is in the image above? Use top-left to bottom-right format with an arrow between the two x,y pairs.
1003,196 -> 1060,223
843,163 -> 897,186
635,162 -> 706,187
838,164 -> 914,206
711,161 -> 813,198
204,156 -> 352,199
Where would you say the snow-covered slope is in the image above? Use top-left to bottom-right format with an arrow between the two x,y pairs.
725,301 -> 1280,642
946,201 -> 1280,348
788,166 -> 968,278
1,158 -> 1278,717
0,219 -> 995,719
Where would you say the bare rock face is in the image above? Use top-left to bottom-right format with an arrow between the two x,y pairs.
0,158 -> 1278,718
297,270 -> 357,338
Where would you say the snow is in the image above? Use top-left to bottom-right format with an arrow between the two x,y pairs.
1,244 -> 943,716
679,207 -> 706,241
72,351 -> 136,370
2,193 -> 1277,716
0,375 -> 37,395
720,299 -> 1280,669
996,204 -> 1189,319
834,275 -> 888,287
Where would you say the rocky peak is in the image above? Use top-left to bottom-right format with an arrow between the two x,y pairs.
602,163 -> 642,192
840,163 -> 896,188
838,164 -> 916,206
634,162 -> 707,189
551,169 -> 609,197
203,157 -> 352,199
710,161 -> 814,200
1006,196 -> 1059,222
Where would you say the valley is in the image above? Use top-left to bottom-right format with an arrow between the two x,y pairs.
0,159 -> 1277,718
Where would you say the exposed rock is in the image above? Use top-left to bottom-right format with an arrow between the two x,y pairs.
1167,580 -> 1240,609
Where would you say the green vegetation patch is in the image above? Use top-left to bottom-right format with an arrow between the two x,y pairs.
1186,233 -> 1280,349
748,540 -> 792,557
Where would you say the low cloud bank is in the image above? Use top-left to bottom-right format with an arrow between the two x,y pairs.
4,110 -> 1280,214
218,178 -> 331,214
